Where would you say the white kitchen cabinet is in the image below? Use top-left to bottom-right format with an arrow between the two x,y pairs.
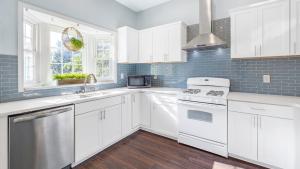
153,26 -> 169,63
139,29 -> 153,63
75,96 -> 123,164
259,0 -> 290,57
228,101 -> 295,169
231,0 -> 290,58
291,0 -> 300,55
231,8 -> 259,58
228,111 -> 258,161
102,104 -> 122,147
121,95 -> 133,136
75,110 -> 101,162
140,93 -> 151,128
131,93 -> 141,129
153,22 -> 187,63
117,26 -> 139,63
258,116 -> 294,169
151,101 -> 178,138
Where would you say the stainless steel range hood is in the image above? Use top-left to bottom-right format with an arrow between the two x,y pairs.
182,0 -> 226,52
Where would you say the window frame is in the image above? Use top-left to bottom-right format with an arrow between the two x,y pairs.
18,2 -> 118,92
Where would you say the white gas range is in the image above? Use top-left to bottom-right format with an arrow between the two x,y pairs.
177,77 -> 230,157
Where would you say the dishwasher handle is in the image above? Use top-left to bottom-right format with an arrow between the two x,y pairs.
13,107 -> 73,123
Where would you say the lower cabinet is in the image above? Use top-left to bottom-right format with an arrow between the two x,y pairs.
121,94 -> 133,136
228,111 -> 258,161
75,97 -> 122,164
228,101 -> 295,169
140,93 -> 151,128
75,110 -> 101,162
102,105 -> 122,148
150,95 -> 178,138
131,93 -> 141,129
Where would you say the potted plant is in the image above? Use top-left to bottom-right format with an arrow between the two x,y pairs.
53,73 -> 88,85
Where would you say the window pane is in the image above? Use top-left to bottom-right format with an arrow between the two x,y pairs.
95,38 -> 113,80
24,51 -> 34,81
50,31 -> 62,48
25,23 -> 32,37
63,48 -> 72,63
63,63 -> 72,73
51,48 -> 62,63
24,37 -> 32,50
51,63 -> 62,75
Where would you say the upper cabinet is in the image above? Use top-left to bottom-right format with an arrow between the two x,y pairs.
118,26 -> 139,63
231,0 -> 290,58
291,0 -> 300,55
118,21 -> 187,63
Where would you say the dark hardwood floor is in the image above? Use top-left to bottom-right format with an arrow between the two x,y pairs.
74,131 -> 266,169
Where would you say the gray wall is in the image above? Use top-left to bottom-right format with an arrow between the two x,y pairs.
137,0 -> 267,29
0,0 -> 137,56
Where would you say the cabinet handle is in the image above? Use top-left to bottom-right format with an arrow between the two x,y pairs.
259,45 -> 262,56
104,110 -> 106,120
250,107 -> 265,111
100,111 -> 103,120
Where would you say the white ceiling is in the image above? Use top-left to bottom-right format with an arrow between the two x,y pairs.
115,0 -> 172,12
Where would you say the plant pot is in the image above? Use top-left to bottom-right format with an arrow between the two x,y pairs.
57,79 -> 85,85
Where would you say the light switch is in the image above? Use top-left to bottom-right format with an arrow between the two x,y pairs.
120,73 -> 125,79
153,75 -> 158,80
263,75 -> 271,83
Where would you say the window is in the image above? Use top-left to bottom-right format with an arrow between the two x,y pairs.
95,38 -> 114,81
23,20 -> 36,86
19,3 -> 117,91
50,31 -> 83,75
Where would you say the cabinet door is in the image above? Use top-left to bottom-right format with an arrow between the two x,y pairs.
131,93 -> 141,129
291,0 -> 300,55
151,102 -> 178,137
75,111 -> 100,162
117,27 -> 139,63
153,27 -> 169,62
231,8 -> 259,58
102,104 -> 122,147
259,0 -> 290,57
139,29 -> 153,63
140,93 -> 151,128
168,23 -> 187,62
228,111 -> 258,161
258,116 -> 294,169
121,95 -> 132,136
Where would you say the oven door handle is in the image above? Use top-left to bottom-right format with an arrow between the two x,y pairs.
177,100 -> 226,110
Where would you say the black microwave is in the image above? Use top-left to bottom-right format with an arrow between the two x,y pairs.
127,75 -> 152,88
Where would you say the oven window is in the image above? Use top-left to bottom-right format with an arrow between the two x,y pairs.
188,110 -> 213,123
129,78 -> 144,86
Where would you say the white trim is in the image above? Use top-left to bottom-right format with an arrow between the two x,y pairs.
18,1 -> 24,92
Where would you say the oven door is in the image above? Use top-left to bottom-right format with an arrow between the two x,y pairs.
178,101 -> 227,144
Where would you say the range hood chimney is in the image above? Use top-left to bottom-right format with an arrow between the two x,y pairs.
182,0 -> 226,52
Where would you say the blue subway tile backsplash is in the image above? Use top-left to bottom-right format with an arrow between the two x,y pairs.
136,49 -> 300,96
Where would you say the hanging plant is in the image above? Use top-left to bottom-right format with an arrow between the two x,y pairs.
62,27 -> 84,51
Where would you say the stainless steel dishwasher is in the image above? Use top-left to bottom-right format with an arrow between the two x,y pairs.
9,105 -> 75,169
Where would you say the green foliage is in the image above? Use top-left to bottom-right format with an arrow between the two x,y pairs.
53,73 -> 87,80
70,37 -> 84,50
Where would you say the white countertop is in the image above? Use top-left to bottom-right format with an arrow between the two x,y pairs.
228,92 -> 300,107
0,87 -> 181,117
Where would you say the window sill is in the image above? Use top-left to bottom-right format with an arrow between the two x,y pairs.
24,81 -> 117,92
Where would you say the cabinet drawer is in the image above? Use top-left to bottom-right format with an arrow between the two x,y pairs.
75,96 -> 122,115
228,101 -> 294,119
150,93 -> 177,104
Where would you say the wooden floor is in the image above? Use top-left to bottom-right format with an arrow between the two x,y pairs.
74,131 -> 266,169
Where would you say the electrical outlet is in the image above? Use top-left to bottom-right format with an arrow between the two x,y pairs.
263,75 -> 271,83
153,75 -> 158,80
120,73 -> 125,79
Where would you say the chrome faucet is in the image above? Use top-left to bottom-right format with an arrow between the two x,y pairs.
82,74 -> 97,93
